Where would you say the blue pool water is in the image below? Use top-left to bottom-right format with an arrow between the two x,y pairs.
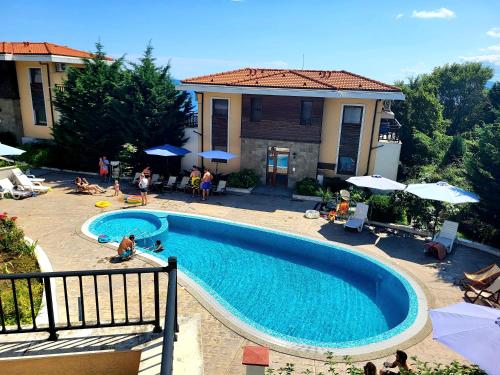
88,211 -> 418,348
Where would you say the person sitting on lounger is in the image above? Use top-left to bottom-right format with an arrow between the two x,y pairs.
117,235 -> 136,259
380,350 -> 410,375
75,177 -> 102,194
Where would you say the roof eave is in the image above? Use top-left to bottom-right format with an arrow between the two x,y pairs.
176,83 -> 405,101
0,53 -> 88,64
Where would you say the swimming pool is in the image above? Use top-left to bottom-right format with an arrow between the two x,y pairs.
83,210 -> 427,356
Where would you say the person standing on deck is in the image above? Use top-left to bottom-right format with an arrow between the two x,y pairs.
201,168 -> 213,201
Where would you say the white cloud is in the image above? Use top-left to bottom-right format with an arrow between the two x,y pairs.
486,27 -> 500,38
480,45 -> 500,52
460,54 -> 500,66
411,8 -> 455,19
396,13 -> 404,19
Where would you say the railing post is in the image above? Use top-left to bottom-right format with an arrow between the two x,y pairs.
153,271 -> 162,333
43,276 -> 58,341
160,257 -> 178,375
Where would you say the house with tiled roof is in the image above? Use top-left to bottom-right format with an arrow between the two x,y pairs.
176,68 -> 404,187
0,42 -> 106,141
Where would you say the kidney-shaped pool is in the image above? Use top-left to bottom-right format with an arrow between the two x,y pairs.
84,210 -> 427,355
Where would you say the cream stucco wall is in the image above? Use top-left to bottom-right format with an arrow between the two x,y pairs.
199,92 -> 242,174
15,61 -> 82,140
318,98 -> 382,177
0,350 -> 141,375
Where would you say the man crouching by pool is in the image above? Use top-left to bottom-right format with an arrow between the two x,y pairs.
117,235 -> 136,260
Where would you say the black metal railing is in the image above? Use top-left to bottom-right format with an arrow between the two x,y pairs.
184,113 -> 198,128
54,84 -> 65,93
0,257 -> 178,373
378,118 -> 402,142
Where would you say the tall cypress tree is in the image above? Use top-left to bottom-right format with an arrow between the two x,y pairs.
110,43 -> 193,170
52,43 -> 126,170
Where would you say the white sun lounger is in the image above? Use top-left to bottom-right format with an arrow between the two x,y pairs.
213,180 -> 227,195
164,176 -> 177,191
0,178 -> 32,199
434,220 -> 459,253
177,176 -> 189,191
12,173 -> 49,193
11,168 -> 45,183
344,203 -> 369,232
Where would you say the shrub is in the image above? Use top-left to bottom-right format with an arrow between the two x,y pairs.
296,177 -> 320,196
227,169 -> 259,188
0,131 -> 19,146
0,213 -> 35,255
266,353 -> 485,375
369,194 -> 407,224
0,212 -> 42,325
323,177 -> 349,192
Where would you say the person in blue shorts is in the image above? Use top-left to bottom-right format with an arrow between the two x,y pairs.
201,168 -> 213,201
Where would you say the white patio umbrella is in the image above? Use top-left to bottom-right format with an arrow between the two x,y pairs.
0,142 -> 25,156
346,175 -> 406,191
405,181 -> 479,233
429,302 -> 500,375
405,181 -> 479,204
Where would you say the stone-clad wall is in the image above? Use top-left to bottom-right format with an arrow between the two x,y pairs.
240,138 -> 320,189
0,98 -> 23,141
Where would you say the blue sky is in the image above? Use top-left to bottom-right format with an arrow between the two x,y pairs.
2,0 -> 500,83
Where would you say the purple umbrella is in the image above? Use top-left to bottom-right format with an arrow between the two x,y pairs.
429,302 -> 500,375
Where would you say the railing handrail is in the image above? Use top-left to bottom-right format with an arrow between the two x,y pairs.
0,266 -> 170,280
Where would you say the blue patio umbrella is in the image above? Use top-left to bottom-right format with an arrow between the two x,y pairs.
144,144 -> 191,157
145,144 -> 191,174
198,150 -> 237,176
0,142 -> 25,156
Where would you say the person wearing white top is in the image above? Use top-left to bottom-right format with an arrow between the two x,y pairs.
138,173 -> 149,205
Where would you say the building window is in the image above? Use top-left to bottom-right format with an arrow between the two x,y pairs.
300,100 -> 313,125
29,68 -> 47,125
212,98 -> 229,151
250,97 -> 262,122
337,105 -> 363,175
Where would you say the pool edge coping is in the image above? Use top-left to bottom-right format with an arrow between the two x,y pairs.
81,208 -> 431,361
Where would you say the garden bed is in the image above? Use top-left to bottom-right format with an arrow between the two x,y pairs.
0,213 -> 43,326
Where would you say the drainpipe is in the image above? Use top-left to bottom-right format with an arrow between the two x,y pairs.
39,62 -> 55,128
365,99 -> 380,176
199,92 -> 204,169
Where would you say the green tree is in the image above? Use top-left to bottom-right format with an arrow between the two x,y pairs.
109,44 -> 192,170
392,79 -> 447,177
466,122 -> 500,244
443,135 -> 466,165
52,42 -> 126,170
429,63 -> 493,135
489,81 -> 500,109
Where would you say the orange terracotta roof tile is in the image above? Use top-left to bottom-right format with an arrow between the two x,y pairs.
182,68 -> 400,92
0,42 -> 111,60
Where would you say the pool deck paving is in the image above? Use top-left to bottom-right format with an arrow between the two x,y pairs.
0,170 -> 498,375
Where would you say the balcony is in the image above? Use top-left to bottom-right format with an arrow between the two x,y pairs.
184,113 -> 198,128
378,118 -> 402,142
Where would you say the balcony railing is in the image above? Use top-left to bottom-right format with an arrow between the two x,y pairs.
184,113 -> 198,128
0,258 -> 178,374
54,84 -> 65,93
378,118 -> 402,142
